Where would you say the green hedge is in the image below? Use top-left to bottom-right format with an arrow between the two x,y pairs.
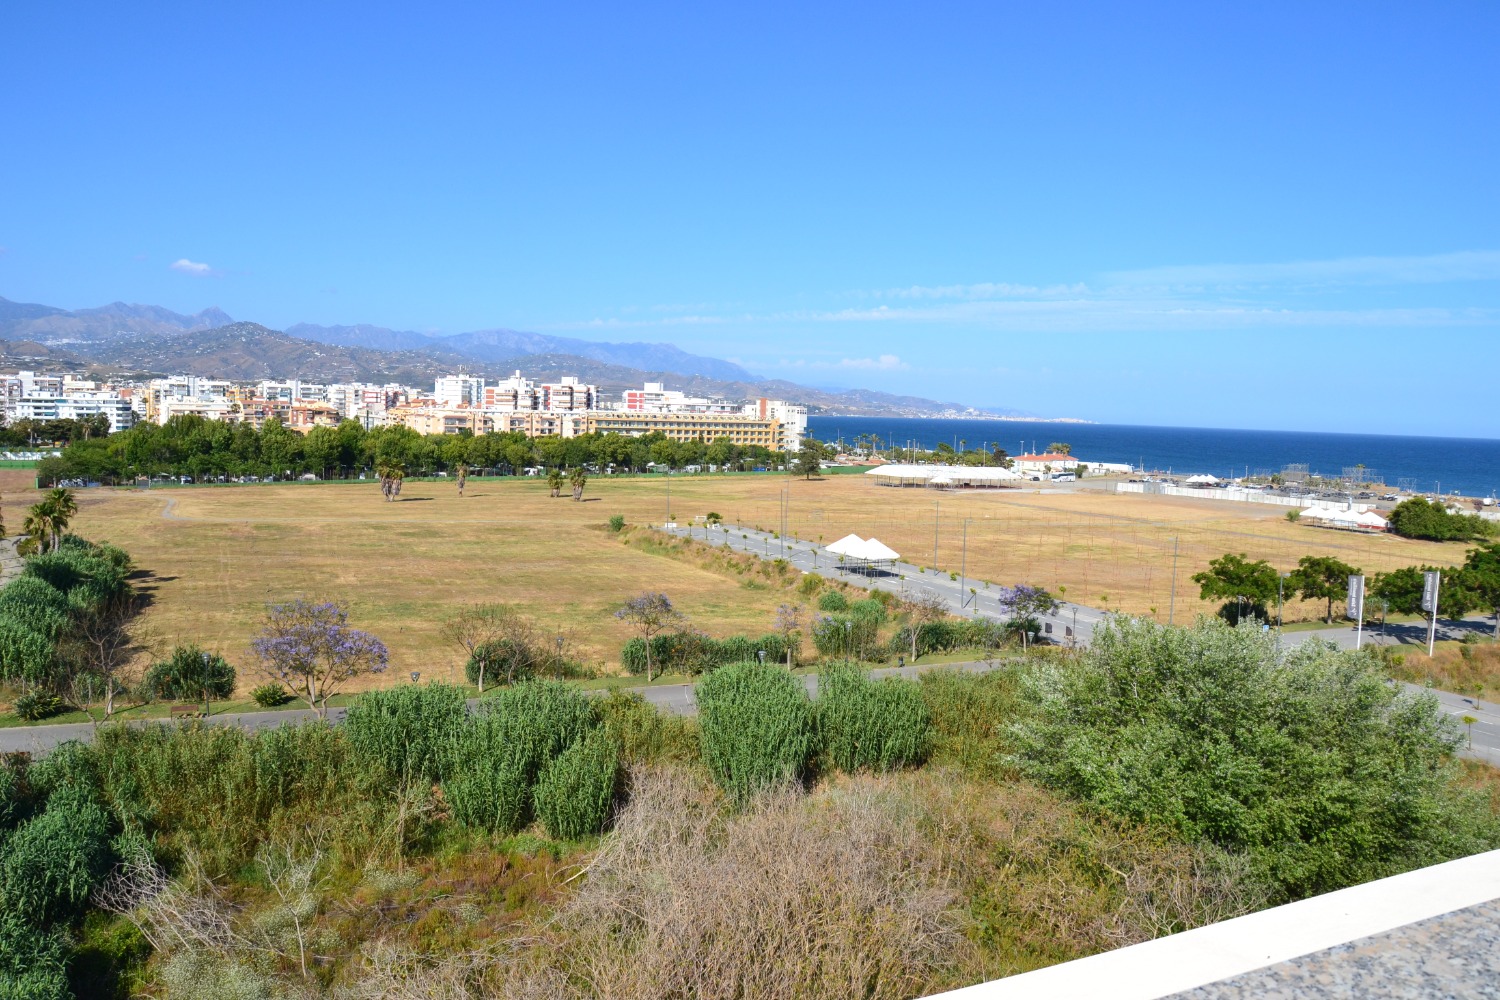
696,661 -> 814,805
345,683 -> 468,783
534,727 -> 618,840
816,665 -> 930,773
621,631 -> 791,675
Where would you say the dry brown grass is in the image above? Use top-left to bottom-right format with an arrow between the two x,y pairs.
1386,638 -> 1500,698
12,471 -> 1472,692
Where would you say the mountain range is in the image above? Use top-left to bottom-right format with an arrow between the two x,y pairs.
0,296 -> 1020,418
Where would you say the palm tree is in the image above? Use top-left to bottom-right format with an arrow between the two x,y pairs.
21,501 -> 61,555
546,468 -> 565,498
569,466 -> 588,501
375,462 -> 405,501
44,488 -> 76,549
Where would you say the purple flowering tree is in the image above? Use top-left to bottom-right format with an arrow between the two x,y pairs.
995,584 -> 1060,649
251,599 -> 389,717
615,592 -> 684,682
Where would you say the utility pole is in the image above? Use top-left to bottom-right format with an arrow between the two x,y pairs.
933,500 -> 939,568
959,518 -> 969,607
1168,535 -> 1179,625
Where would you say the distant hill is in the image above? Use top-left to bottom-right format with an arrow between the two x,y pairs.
0,295 -> 1026,417
287,322 -> 755,382
0,296 -> 234,344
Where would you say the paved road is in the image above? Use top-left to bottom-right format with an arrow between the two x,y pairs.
663,521 -> 1110,646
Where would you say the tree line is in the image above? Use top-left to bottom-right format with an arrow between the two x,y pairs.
36,414 -> 799,485
1194,541 -> 1500,632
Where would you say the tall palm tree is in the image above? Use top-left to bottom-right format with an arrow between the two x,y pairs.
44,488 -> 76,549
20,501 -> 60,555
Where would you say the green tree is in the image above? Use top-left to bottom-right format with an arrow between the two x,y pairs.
1192,553 -> 1279,624
795,437 -> 823,480
546,467 -> 565,498
570,466 -> 588,501
615,592 -> 686,682
1388,496 -> 1496,542
1046,442 -> 1072,455
1288,555 -> 1361,624
1457,541 -> 1500,638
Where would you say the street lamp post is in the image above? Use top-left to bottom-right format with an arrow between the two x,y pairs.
1278,572 -> 1289,628
933,500 -> 940,569
960,517 -> 972,608
844,620 -> 853,664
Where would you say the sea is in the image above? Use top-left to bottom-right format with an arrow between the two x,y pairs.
806,417 -> 1500,499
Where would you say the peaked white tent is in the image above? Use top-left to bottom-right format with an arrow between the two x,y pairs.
860,538 -> 901,562
865,464 -> 1022,488
824,534 -> 866,556
1185,474 -> 1220,485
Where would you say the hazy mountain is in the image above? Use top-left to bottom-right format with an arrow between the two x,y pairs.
0,296 -> 234,344
0,295 -> 1022,416
287,322 -> 754,382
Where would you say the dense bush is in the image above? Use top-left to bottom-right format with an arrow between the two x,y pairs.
0,913 -> 71,1000
87,723 -> 379,872
250,683 -> 291,707
345,683 -> 468,783
919,670 -> 1022,782
816,665 -> 930,773
816,590 -> 848,612
0,577 -> 71,639
443,680 -> 598,833
1012,616 -> 1500,900
1388,496 -> 1496,542
594,690 -> 702,768
534,727 -> 618,840
696,661 -> 814,804
621,631 -> 790,675
889,617 -> 1006,659
0,784 -> 114,927
465,637 -> 540,686
13,690 -> 66,722
140,646 -> 236,705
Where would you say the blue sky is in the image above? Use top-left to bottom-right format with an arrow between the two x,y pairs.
2,2 -> 1497,436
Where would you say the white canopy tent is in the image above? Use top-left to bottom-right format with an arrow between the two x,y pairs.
865,464 -> 1023,488
822,534 -> 901,574
824,533 -> 867,556
1185,474 -> 1220,485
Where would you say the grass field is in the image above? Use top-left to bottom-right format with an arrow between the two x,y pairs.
0,469 -> 1475,694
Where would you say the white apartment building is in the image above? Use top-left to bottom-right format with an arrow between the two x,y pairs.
14,391 -> 138,432
743,398 -> 808,451
435,374 -> 485,407
619,382 -> 741,414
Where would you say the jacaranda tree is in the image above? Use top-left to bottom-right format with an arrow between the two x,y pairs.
250,599 -> 388,717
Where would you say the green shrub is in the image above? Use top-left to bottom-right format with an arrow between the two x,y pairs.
622,631 -> 790,675
0,784 -> 114,927
345,683 -> 468,783
797,573 -> 824,597
594,690 -> 701,767
817,590 -> 848,612
696,661 -> 814,805
250,683 -> 291,708
919,669 -> 1022,781
534,727 -> 618,840
849,598 -> 888,623
816,665 -> 930,773
608,515 -> 626,533
443,680 -> 597,832
12,689 -> 65,722
1012,616 -> 1500,901
466,637 -> 540,686
0,578 -> 71,638
140,646 -> 235,704
0,914 -> 71,1000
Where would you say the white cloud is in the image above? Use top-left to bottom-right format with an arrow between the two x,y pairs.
874,281 -> 1088,301
1105,250 -> 1500,291
169,258 -> 218,277
838,354 -> 908,370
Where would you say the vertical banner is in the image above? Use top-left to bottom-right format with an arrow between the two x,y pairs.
1421,571 -> 1440,613
1347,575 -> 1365,620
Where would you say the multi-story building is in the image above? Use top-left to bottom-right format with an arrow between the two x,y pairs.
388,403 -> 493,436
742,398 -> 807,451
144,375 -> 234,423
482,371 -> 537,411
435,374 -> 485,408
489,411 -> 588,438
620,381 -> 740,414
585,411 -> 784,450
539,376 -> 596,412
12,390 -> 138,432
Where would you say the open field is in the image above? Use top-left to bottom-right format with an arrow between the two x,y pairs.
0,470 -> 1475,693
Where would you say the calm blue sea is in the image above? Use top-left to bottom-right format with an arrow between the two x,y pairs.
807,417 -> 1500,499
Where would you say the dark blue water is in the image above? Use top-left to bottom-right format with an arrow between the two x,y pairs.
808,417 -> 1500,499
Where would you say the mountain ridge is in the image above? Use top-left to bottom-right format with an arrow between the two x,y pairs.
0,295 -> 1025,418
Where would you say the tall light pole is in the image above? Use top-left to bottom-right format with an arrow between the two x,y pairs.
933,500 -> 939,568
960,517 -> 973,607
1168,535 -> 1180,625
1278,572 -> 1289,628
